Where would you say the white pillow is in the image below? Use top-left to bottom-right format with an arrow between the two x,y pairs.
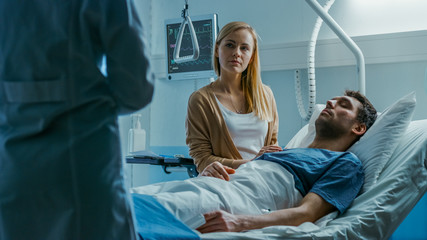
285,92 -> 416,193
285,104 -> 324,149
349,92 -> 416,192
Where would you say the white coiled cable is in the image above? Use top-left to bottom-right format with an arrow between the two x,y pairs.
295,0 -> 335,120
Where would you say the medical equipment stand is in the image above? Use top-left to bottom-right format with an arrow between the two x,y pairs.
126,153 -> 198,178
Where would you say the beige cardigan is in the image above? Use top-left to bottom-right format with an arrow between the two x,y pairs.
185,83 -> 279,172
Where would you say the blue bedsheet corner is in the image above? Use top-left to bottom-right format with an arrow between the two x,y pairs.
132,193 -> 201,240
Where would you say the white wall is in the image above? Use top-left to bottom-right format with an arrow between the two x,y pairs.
145,0 -> 427,55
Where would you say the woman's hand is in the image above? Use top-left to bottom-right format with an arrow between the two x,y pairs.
200,162 -> 235,181
253,145 -> 283,160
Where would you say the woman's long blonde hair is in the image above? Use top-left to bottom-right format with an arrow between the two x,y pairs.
213,21 -> 273,121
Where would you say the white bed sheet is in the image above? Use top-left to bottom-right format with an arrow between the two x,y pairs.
201,119 -> 427,240
132,160 -> 303,229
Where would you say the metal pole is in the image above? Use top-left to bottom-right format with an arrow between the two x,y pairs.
305,0 -> 366,94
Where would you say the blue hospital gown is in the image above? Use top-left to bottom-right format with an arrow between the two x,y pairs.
258,148 -> 364,213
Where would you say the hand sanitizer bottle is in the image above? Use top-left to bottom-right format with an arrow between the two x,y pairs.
128,114 -> 146,154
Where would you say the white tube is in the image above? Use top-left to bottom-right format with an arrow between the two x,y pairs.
296,0 -> 335,121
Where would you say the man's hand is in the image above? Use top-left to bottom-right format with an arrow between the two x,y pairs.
253,145 -> 283,160
199,162 -> 235,181
196,210 -> 244,233
197,193 -> 336,233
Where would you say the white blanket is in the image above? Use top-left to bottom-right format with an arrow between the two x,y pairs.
131,160 -> 303,229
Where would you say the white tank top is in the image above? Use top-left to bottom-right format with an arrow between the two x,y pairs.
215,97 -> 268,159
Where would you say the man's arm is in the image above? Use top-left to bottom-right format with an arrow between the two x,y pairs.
196,192 -> 336,233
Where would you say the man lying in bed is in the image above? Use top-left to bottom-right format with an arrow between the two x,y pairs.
132,90 -> 377,233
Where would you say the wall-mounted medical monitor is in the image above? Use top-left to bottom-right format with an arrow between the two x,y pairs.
165,14 -> 218,80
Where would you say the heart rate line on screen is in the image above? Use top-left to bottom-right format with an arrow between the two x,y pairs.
168,23 -> 213,40
171,57 -> 211,66
169,44 -> 212,51
168,33 -> 213,57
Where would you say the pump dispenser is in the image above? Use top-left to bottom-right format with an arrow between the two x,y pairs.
128,114 -> 146,154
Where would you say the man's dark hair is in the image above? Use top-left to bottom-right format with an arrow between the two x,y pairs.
344,90 -> 377,131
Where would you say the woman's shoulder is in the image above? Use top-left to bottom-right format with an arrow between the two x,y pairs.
187,83 -> 220,119
261,83 -> 272,93
261,84 -> 275,99
188,83 -> 215,104
259,84 -> 277,117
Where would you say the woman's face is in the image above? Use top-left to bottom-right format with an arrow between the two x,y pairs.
216,29 -> 255,76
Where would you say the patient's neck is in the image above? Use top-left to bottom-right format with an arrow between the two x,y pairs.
308,136 -> 352,152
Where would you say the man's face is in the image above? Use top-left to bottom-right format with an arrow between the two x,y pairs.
315,96 -> 362,138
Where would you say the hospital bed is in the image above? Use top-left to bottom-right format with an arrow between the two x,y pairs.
198,93 -> 427,240
133,92 -> 426,240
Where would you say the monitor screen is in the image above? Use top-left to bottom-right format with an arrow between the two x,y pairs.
165,14 -> 218,80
